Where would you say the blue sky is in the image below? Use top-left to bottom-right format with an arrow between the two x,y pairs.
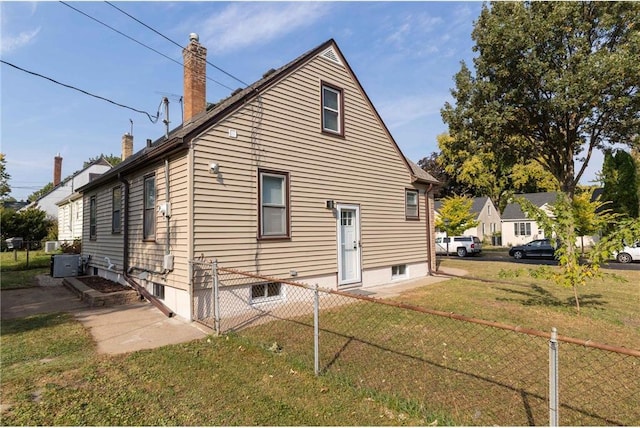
1,1 -> 603,201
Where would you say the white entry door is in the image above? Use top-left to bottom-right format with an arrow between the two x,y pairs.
337,204 -> 361,286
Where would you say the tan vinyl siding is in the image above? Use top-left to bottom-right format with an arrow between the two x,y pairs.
127,153 -> 189,290
191,53 -> 428,279
82,189 -> 124,270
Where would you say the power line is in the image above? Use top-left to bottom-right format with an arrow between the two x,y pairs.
104,1 -> 249,87
1,59 -> 161,122
59,1 -> 235,92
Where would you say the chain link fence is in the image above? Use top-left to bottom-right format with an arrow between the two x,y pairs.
190,259 -> 639,426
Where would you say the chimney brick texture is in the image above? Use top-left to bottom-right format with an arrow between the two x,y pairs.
53,155 -> 62,186
183,38 -> 207,123
122,133 -> 133,161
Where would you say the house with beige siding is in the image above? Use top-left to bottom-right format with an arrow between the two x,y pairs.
78,36 -> 439,320
434,196 -> 501,243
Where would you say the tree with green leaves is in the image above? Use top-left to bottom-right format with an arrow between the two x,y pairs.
0,207 -> 53,244
0,153 -> 11,201
600,149 -> 639,219
442,1 -> 640,200
515,193 -> 618,313
572,188 -> 613,255
84,154 -> 121,168
28,182 -> 53,202
417,148 -> 466,198
435,195 -> 479,237
435,133 -> 559,211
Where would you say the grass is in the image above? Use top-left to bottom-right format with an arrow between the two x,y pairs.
1,314 -> 445,426
235,258 -> 639,425
1,250 -> 53,290
1,250 -> 51,271
427,258 -> 640,348
1,259 -> 638,426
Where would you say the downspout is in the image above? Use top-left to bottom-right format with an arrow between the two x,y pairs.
118,173 -> 130,273
165,158 -> 170,257
424,183 -> 434,275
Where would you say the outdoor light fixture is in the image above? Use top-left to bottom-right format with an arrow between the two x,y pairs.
326,200 -> 335,209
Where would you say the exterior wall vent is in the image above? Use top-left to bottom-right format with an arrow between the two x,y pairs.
320,47 -> 342,66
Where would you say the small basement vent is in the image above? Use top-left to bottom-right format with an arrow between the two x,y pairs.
320,47 -> 343,66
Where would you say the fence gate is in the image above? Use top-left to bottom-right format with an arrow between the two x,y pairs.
189,259 -> 219,331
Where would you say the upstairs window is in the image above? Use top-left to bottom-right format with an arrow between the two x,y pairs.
258,169 -> 290,239
112,186 -> 122,234
321,82 -> 343,136
89,195 -> 97,240
144,175 -> 156,240
405,189 -> 419,220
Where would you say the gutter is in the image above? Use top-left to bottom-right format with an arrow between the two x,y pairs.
424,183 -> 434,275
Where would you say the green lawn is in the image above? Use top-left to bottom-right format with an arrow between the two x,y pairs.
1,259 -> 638,426
0,313 -> 445,426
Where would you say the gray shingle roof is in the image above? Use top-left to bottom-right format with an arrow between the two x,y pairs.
434,196 -> 491,216
501,192 -> 559,220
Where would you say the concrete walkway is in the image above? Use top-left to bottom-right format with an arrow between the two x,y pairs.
2,269 -> 464,355
1,275 -> 211,355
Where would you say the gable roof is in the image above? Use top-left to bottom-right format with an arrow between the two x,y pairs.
23,157 -> 112,208
434,196 -> 492,216
79,39 -> 438,193
501,191 -> 559,220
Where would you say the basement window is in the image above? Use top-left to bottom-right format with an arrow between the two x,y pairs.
153,283 -> 165,300
391,264 -> 407,280
251,281 -> 282,303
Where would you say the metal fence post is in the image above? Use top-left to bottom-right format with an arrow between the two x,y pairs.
549,327 -> 559,426
314,283 -> 320,376
213,259 -> 220,335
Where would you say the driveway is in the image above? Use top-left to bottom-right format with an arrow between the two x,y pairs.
1,275 -> 211,354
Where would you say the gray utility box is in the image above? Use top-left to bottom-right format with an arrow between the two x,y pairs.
51,254 -> 81,278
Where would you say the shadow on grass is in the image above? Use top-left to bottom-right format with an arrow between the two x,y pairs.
494,284 -> 607,309
1,312 -> 71,335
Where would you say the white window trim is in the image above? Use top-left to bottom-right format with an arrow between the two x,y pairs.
250,282 -> 285,305
391,264 -> 408,280
259,170 -> 289,238
322,83 -> 342,134
405,189 -> 419,219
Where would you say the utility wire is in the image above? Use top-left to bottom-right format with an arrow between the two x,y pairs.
59,1 -> 235,92
104,1 -> 249,87
0,59 -> 161,122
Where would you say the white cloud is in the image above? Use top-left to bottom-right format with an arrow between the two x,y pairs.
377,92 -> 449,130
0,27 -> 40,54
195,3 -> 331,54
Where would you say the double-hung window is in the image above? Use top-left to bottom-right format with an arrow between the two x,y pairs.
321,82 -> 343,136
514,222 -> 532,236
405,189 -> 419,220
259,169 -> 289,239
112,186 -> 121,234
143,175 -> 156,240
89,195 -> 97,240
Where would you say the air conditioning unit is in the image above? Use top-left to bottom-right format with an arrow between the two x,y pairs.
45,241 -> 59,253
52,254 -> 81,278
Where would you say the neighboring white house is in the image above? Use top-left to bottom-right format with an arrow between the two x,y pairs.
435,196 -> 501,242
21,157 -> 112,220
501,192 -> 558,247
501,191 -> 603,249
56,192 -> 83,243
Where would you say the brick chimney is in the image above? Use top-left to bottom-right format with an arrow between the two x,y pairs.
183,33 -> 207,123
121,133 -> 133,161
53,153 -> 62,186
